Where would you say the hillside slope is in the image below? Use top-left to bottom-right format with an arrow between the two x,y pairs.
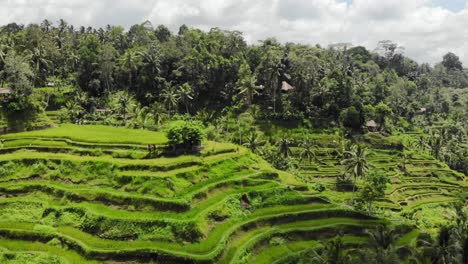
0,125 -> 396,264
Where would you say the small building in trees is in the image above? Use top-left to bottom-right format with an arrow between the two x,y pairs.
365,120 -> 379,132
0,88 -> 12,101
281,81 -> 295,93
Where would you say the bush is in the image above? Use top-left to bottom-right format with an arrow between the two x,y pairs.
166,120 -> 204,152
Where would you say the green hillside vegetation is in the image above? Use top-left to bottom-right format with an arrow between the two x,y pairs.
0,125 -> 389,263
0,19 -> 466,263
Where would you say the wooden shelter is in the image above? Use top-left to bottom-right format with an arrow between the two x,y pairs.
281,81 -> 295,93
365,120 -> 379,132
0,88 -> 12,100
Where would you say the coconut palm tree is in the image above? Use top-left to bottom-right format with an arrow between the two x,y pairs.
115,92 -> 134,124
25,45 -> 52,87
448,202 -> 468,264
120,50 -> 138,90
429,133 -> 444,160
399,152 -> 410,175
417,226 -> 462,264
160,86 -> 180,115
138,45 -> 161,89
177,83 -> 194,114
300,138 -> 318,164
311,236 -> 351,264
277,137 -> 292,158
360,225 -> 400,264
243,132 -> 262,153
341,144 -> 371,200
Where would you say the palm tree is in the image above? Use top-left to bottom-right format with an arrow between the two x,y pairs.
116,92 -> 134,124
300,138 -> 318,164
236,62 -> 262,107
177,83 -> 194,114
429,133 -> 444,160
243,132 -> 262,153
160,86 -> 180,114
311,236 -> 351,264
417,227 -> 461,264
277,137 -> 292,158
120,50 -> 138,90
25,45 -> 52,87
448,202 -> 468,264
138,45 -> 161,89
130,105 -> 152,129
399,152 -> 410,175
64,101 -> 84,124
341,144 -> 371,200
362,225 -> 400,264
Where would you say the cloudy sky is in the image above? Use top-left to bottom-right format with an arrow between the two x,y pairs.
0,0 -> 467,65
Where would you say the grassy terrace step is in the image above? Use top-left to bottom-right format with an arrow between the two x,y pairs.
0,173 -> 272,213
250,235 -> 369,264
0,138 -> 149,151
0,181 -> 190,212
0,124 -> 168,145
0,148 -> 243,172
118,165 -> 201,178
403,195 -> 458,209
221,218 -> 382,264
0,204 -> 365,262
387,182 -> 460,193
0,239 -> 98,264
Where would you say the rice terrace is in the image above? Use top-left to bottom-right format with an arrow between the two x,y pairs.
0,4 -> 467,264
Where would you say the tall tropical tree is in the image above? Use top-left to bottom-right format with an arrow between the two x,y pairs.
417,226 -> 462,264
160,86 -> 180,114
311,236 -> 351,264
341,144 -> 371,200
243,132 -> 262,153
177,82 -> 194,114
300,138 -> 318,164
138,44 -> 161,90
236,61 -> 262,107
26,45 -> 52,87
120,50 -> 139,90
429,133 -> 444,160
277,137 -> 292,158
361,225 -> 400,264
112,91 -> 135,124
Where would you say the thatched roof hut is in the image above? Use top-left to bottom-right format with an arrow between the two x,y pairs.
365,120 -> 379,132
0,88 -> 12,95
366,120 -> 378,127
366,120 -> 378,128
281,81 -> 295,92
0,88 -> 12,100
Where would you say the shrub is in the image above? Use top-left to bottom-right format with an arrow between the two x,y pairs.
166,120 -> 204,152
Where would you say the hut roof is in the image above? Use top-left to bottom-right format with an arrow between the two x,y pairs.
95,108 -> 110,113
281,81 -> 295,92
0,88 -> 12,95
366,120 -> 378,127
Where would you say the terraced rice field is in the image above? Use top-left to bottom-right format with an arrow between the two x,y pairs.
296,133 -> 468,219
0,125 -> 393,263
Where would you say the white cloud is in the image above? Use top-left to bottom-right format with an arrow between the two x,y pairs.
0,0 -> 467,65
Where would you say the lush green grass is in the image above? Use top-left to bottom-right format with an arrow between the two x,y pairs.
0,239 -> 98,264
1,124 -> 168,145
